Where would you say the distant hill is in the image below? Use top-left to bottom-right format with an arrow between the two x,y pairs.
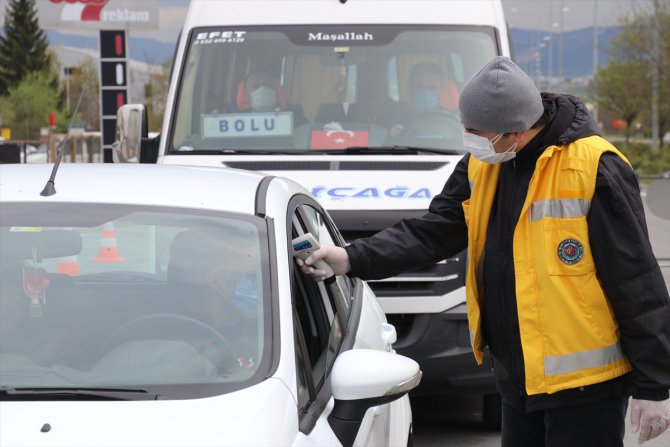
0,27 -> 176,64
1,25 -> 618,79
510,26 -> 621,79
45,29 -> 177,64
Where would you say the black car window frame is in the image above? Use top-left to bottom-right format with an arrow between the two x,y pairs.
287,193 -> 359,434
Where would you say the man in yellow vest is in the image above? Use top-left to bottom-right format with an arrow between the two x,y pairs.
297,56 -> 670,446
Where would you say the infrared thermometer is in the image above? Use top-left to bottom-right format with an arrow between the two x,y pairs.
291,233 -> 335,279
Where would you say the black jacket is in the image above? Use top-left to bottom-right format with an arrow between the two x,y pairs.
346,93 -> 670,412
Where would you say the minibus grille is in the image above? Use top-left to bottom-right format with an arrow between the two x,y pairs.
225,161 -> 448,171
340,230 -> 466,298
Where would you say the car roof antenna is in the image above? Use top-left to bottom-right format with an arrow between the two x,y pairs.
40,74 -> 89,197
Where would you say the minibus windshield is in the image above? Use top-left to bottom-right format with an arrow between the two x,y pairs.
170,25 -> 499,154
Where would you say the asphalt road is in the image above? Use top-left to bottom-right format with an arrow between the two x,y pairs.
411,394 -> 670,447
411,191 -> 670,447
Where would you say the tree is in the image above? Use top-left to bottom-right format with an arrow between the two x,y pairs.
64,57 -> 101,131
592,3 -> 670,148
0,72 -> 64,140
591,61 -> 650,144
144,57 -> 172,132
0,0 -> 50,96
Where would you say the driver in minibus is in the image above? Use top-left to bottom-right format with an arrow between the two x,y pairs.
389,62 -> 459,138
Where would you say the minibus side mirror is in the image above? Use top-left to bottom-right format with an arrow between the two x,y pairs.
113,104 -> 158,163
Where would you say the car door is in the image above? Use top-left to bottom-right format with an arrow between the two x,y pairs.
288,195 -> 394,447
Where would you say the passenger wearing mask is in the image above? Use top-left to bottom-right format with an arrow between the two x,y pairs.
167,230 -> 259,370
238,70 -> 285,113
389,62 -> 459,138
211,71 -> 282,114
236,70 -> 306,126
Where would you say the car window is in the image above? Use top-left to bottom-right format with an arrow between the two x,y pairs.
295,204 -> 352,316
0,202 -> 272,398
292,270 -> 333,389
289,202 -> 353,417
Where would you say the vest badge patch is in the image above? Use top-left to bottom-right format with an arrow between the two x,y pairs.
557,238 -> 584,265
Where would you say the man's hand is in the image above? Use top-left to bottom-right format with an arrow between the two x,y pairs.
630,397 -> 670,444
295,245 -> 351,281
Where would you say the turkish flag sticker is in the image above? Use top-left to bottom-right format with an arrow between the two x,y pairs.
311,130 -> 369,150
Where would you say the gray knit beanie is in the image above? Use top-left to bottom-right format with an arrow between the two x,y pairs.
458,56 -> 544,133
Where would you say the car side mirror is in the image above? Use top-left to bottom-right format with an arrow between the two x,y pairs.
113,104 -> 157,163
328,349 -> 421,447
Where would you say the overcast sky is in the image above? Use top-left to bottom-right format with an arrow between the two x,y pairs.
0,0 -> 658,42
138,0 -> 660,42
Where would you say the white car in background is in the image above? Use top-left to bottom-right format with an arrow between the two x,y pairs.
0,164 -> 420,447
23,143 -> 48,164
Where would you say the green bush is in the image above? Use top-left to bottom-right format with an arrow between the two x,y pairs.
614,141 -> 670,178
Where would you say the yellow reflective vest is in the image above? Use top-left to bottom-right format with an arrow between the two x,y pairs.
463,135 -> 633,395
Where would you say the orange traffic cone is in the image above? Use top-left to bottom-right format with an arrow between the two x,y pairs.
92,222 -> 125,263
56,254 -> 80,276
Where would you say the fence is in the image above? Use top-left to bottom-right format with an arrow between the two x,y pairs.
0,132 -> 102,164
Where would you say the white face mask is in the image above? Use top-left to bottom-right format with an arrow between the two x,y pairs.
463,132 -> 518,164
249,86 -> 277,112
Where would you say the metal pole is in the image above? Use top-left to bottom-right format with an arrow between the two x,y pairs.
549,37 -> 554,89
593,0 -> 599,125
548,3 -> 554,89
66,73 -> 70,112
651,0 -> 660,152
559,0 -> 564,82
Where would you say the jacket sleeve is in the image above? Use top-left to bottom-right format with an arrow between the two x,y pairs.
345,154 -> 471,280
589,152 -> 670,401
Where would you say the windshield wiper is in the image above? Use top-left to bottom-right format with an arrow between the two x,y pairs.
217,149 -> 314,155
0,386 -> 160,401
316,146 -> 466,155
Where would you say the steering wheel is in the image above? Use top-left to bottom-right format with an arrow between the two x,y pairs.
102,313 -> 239,369
391,109 -> 464,147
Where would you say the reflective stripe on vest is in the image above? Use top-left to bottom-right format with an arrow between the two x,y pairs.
530,198 -> 590,222
544,341 -> 625,376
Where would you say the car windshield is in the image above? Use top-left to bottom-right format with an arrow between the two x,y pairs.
0,203 -> 271,399
170,25 -> 499,153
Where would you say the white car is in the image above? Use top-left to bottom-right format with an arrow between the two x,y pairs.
0,164 -> 420,447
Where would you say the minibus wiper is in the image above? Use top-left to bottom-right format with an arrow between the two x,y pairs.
0,386 -> 161,401
218,149 -> 314,155
327,146 -> 466,155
